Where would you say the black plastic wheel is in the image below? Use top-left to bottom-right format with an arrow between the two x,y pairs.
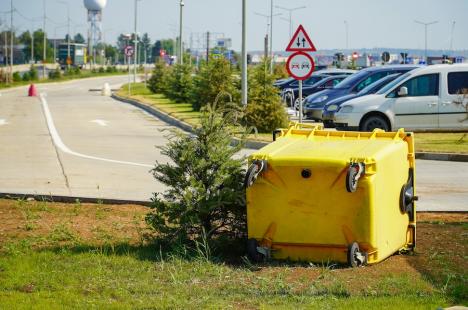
400,183 -> 414,213
360,115 -> 390,132
244,164 -> 260,189
247,238 -> 265,263
346,165 -> 359,193
347,242 -> 360,268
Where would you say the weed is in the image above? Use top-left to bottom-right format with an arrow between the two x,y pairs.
48,223 -> 79,243
72,199 -> 82,216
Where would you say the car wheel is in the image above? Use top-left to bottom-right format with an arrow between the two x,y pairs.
360,115 -> 390,132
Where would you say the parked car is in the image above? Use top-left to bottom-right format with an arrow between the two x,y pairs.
282,75 -> 348,108
302,65 -> 421,121
274,68 -> 356,91
322,73 -> 402,127
334,64 -> 468,131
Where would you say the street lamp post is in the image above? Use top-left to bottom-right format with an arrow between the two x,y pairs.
134,0 -> 143,83
344,20 -> 349,50
414,20 -> 438,63
58,1 -> 70,69
275,5 -> 306,39
449,21 -> 456,56
42,0 -> 47,79
254,11 -> 281,70
241,0 -> 247,106
179,0 -> 184,65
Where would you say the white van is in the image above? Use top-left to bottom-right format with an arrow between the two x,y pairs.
334,64 -> 468,131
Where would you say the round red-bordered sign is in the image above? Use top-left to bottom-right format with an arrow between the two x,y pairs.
286,51 -> 315,80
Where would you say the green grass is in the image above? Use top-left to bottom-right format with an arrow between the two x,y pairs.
0,69 -> 127,90
0,246 -> 448,309
0,199 -> 466,308
414,132 -> 468,153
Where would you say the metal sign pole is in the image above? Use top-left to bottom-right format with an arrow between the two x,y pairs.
299,80 -> 303,123
128,56 -> 131,96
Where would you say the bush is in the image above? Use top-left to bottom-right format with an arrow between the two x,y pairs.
106,66 -> 113,73
22,72 -> 30,81
73,66 -> 81,75
99,67 -> 105,73
48,67 -> 62,80
29,66 -> 38,81
12,71 -> 22,82
146,101 -> 249,245
244,59 -> 289,133
165,63 -> 193,103
191,57 -> 239,111
147,59 -> 168,94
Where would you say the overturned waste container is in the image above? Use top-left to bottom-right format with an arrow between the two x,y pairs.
245,123 -> 417,267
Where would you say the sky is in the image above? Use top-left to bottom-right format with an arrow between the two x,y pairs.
1,0 -> 467,53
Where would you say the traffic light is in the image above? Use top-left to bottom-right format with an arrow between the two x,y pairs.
247,53 -> 252,65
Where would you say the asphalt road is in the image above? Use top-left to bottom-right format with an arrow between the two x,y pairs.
0,76 -> 466,211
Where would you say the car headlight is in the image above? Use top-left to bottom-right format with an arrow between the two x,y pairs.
327,104 -> 338,112
339,105 -> 354,113
312,95 -> 328,104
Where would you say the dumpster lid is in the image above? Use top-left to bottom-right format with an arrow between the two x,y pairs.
251,126 -> 414,165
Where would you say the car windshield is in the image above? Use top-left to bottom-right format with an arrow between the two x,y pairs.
333,70 -> 370,89
357,74 -> 400,95
376,72 -> 412,94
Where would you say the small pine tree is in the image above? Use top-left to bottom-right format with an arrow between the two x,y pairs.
191,56 -> 239,110
146,101 -> 249,244
147,59 -> 168,94
166,63 -> 193,103
244,59 -> 289,133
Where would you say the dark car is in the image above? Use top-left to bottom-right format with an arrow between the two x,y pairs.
302,65 -> 421,121
274,75 -> 327,91
282,75 -> 348,108
274,68 -> 356,91
322,73 -> 402,128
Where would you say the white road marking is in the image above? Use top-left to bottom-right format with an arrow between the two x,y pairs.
0,119 -> 8,126
91,119 -> 109,126
39,93 -> 153,168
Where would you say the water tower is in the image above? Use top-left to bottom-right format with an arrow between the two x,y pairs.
84,0 -> 107,64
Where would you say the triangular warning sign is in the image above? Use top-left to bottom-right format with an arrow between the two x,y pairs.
286,24 -> 317,52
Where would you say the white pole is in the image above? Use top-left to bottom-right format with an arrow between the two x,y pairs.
10,0 -> 13,82
299,80 -> 303,123
241,0 -> 247,105
449,21 -> 455,56
133,0 -> 138,83
179,0 -> 184,65
128,56 -> 131,95
269,0 -> 273,74
43,0 -> 46,79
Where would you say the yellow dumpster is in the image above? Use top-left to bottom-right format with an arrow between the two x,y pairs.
245,123 -> 417,267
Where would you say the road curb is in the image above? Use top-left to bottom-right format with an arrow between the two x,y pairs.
111,94 -> 468,162
415,152 -> 468,162
111,94 -> 194,133
0,192 -> 150,206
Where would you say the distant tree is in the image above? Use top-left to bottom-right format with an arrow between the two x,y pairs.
140,33 -> 151,63
73,33 -> 85,44
104,44 -> 118,63
21,30 -> 53,63
153,39 -> 174,59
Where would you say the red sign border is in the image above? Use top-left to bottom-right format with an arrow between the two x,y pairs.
124,45 -> 134,57
286,24 -> 317,52
286,51 -> 315,81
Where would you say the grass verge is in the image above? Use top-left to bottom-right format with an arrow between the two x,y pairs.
0,199 -> 466,308
116,83 -> 468,152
